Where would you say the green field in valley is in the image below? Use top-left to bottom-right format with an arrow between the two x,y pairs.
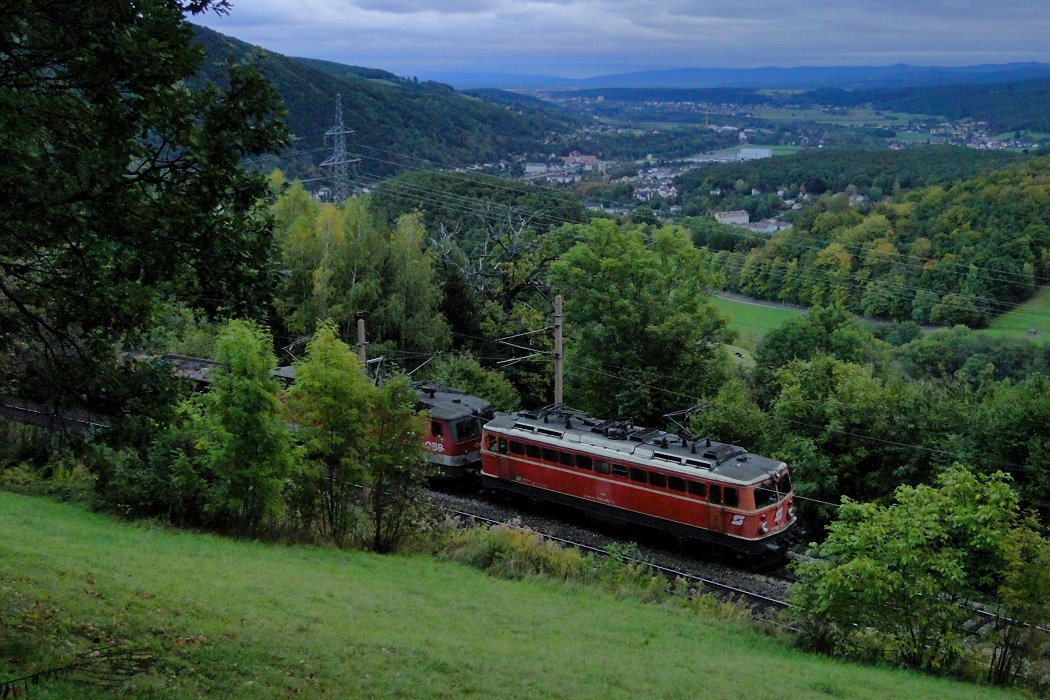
749,107 -> 920,127
709,294 -> 807,351
981,287 -> 1050,342
0,493 -> 1022,699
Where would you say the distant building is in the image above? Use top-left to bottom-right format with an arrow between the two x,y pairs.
714,210 -> 750,225
524,163 -> 548,175
742,219 -> 791,235
562,151 -> 604,172
738,147 -> 773,161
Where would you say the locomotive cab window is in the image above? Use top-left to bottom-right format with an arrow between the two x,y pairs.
723,488 -> 738,507
576,455 -> 593,470
453,417 -> 482,442
559,451 -> 575,466
754,480 -> 778,508
542,447 -> 558,463
594,459 -> 610,474
667,476 -> 685,492
487,435 -> 498,451
497,439 -> 508,454
611,464 -> 629,478
688,481 -> 706,497
648,472 -> 666,488
525,443 -> 540,458
629,467 -> 647,483
509,441 -> 525,455
710,485 -> 722,505
431,421 -> 443,437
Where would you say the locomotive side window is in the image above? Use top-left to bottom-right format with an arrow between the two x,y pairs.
611,464 -> 629,478
688,481 -> 706,497
723,488 -> 738,507
649,472 -> 666,488
667,476 -> 685,492
629,467 -> 646,483
710,485 -> 722,505
431,421 -> 443,437
576,455 -> 593,470
487,435 -> 498,451
542,447 -> 558,463
509,441 -> 525,455
778,473 -> 792,497
594,459 -> 609,474
497,439 -> 508,454
525,443 -> 540,458
559,451 -> 575,466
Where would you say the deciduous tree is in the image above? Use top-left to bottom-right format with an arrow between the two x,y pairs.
0,0 -> 287,408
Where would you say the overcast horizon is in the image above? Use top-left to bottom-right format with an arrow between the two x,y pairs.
195,1 -> 1050,79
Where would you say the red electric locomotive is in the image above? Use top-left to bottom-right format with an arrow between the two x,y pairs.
414,382 -> 494,477
481,405 -> 797,560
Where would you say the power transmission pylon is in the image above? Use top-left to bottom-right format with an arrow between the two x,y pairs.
320,93 -> 359,202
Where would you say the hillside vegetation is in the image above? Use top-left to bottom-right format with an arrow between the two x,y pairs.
192,25 -> 580,178
0,493 -> 1022,700
709,155 -> 1050,326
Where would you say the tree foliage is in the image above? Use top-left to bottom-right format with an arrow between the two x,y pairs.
792,466 -> 1050,683
273,192 -> 450,354
362,376 -> 430,553
197,320 -> 296,534
285,321 -> 372,541
427,354 -> 521,412
548,220 -> 730,422
708,157 -> 1050,327
194,26 -> 582,180
0,0 -> 287,408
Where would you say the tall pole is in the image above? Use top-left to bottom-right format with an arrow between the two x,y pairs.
553,294 -> 563,406
357,316 -> 368,369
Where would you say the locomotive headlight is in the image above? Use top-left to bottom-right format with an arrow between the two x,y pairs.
760,521 -> 770,534
788,503 -> 796,519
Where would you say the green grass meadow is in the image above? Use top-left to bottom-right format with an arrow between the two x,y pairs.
710,294 -> 806,350
981,288 -> 1050,342
0,493 -> 1024,699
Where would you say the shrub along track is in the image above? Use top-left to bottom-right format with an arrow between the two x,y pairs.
425,486 -> 796,627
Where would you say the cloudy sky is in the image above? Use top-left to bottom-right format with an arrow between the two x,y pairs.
196,1 -> 1050,78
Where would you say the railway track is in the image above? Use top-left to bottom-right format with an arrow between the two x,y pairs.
0,400 -> 109,435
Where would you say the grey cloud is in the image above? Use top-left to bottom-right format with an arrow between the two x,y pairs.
195,0 -> 1050,77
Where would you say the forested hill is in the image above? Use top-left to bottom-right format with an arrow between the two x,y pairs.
556,79 -> 1050,133
676,146 -> 1028,214
711,155 -> 1050,327
822,78 -> 1050,134
191,25 -> 580,178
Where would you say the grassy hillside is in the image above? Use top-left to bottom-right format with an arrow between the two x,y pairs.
982,287 -> 1050,342
710,294 -> 807,350
0,493 -> 1020,699
191,26 -> 579,180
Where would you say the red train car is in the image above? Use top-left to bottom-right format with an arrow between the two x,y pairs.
415,382 -> 494,477
481,405 -> 797,560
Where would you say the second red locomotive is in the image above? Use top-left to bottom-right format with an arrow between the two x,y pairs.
414,382 -> 494,477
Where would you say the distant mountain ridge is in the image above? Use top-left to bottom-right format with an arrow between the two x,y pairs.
424,62 -> 1050,90
190,25 -> 579,180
